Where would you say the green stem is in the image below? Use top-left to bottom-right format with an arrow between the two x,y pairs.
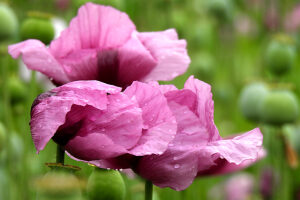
56,144 -> 65,164
145,180 -> 153,200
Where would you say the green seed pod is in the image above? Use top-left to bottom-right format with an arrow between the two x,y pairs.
20,17 -> 54,45
265,40 -> 296,75
239,83 -> 269,122
0,3 -> 18,41
206,0 -> 232,22
260,90 -> 299,125
87,168 -> 126,200
35,170 -> 83,200
7,76 -> 27,104
0,122 -> 6,153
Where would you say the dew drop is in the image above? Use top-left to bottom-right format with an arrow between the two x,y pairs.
174,164 -> 180,169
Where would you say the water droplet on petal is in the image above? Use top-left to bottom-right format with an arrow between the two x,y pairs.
174,164 -> 180,169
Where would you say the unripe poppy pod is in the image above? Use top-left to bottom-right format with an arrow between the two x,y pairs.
87,168 -> 126,200
7,76 -> 27,104
206,0 -> 232,22
0,3 -> 18,41
260,90 -> 299,125
239,83 -> 269,122
265,39 -> 296,76
21,17 -> 54,45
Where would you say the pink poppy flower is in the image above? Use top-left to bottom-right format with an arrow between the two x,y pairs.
8,3 -> 190,87
70,76 -> 264,191
30,80 -> 177,160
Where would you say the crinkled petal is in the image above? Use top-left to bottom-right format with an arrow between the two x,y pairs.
184,76 -> 220,141
117,32 -> 157,87
88,93 -> 143,150
197,128 -> 264,175
124,81 -> 177,156
63,92 -> 143,160
166,101 -> 210,147
136,149 -> 199,191
30,81 -> 121,152
8,40 -> 69,85
138,29 -> 190,82
49,3 -> 136,58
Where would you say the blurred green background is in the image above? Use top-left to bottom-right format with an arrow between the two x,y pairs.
1,0 -> 300,199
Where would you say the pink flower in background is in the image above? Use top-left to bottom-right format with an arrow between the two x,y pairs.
285,4 -> 300,32
30,80 -> 177,161
225,173 -> 254,200
8,3 -> 190,87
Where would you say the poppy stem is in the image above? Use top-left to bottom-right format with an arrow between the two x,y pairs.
56,144 -> 65,164
145,180 -> 153,200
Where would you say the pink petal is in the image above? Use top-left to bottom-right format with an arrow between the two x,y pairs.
124,81 -> 177,156
197,128 -> 264,175
65,132 -> 128,160
138,29 -> 191,82
136,148 -> 199,191
58,49 -> 99,81
30,81 -> 121,152
62,92 -> 143,160
117,32 -> 157,87
8,40 -> 69,85
184,76 -> 221,141
166,101 -> 210,147
49,3 -> 136,58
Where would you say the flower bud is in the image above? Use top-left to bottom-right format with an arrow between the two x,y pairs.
0,3 -> 18,41
239,83 -> 269,122
265,39 -> 296,76
20,17 -> 54,45
260,90 -> 299,125
87,168 -> 126,200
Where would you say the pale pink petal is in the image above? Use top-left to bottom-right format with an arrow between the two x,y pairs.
166,101 -> 210,147
197,128 -> 264,175
136,149 -> 199,191
124,81 -> 177,156
147,81 -> 177,94
138,29 -> 190,82
49,3 -> 136,58
8,40 -> 69,84
184,76 -> 220,141
117,32 -> 157,87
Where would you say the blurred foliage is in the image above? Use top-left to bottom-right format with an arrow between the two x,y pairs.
1,0 -> 300,199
